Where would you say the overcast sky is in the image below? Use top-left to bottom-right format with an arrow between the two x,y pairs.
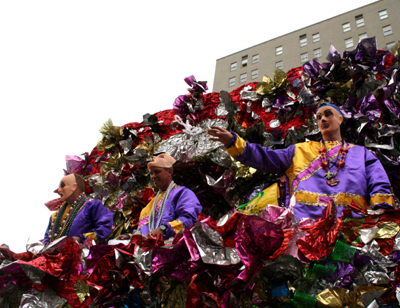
0,0 -> 378,252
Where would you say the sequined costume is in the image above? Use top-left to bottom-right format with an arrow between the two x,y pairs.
226,133 -> 394,220
138,185 -> 202,239
43,197 -> 113,245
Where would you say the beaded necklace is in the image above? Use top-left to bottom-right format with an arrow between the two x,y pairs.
149,181 -> 176,231
319,140 -> 348,187
49,193 -> 88,242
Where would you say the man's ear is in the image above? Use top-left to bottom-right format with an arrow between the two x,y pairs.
72,181 -> 79,191
338,114 -> 344,124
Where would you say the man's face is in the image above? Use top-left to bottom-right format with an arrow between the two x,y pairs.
149,167 -> 172,191
58,174 -> 78,204
316,106 -> 343,137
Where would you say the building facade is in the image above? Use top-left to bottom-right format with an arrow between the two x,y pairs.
213,0 -> 399,92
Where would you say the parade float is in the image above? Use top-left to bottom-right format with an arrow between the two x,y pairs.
1,37 -> 400,307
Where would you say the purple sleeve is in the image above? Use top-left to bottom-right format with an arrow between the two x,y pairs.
235,142 -> 296,174
43,216 -> 52,245
364,149 -> 394,209
161,187 -> 202,239
81,200 -> 114,244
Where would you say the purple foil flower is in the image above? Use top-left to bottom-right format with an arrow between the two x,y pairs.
184,75 -> 208,93
303,59 -> 322,81
358,92 -> 381,124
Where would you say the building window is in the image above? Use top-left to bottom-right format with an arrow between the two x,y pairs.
314,48 -> 322,58
240,73 -> 247,83
383,25 -> 393,36
230,62 -> 237,71
387,42 -> 396,49
345,37 -> 354,48
312,33 -> 320,43
251,69 -> 258,80
299,34 -> 307,47
355,14 -> 365,28
359,33 -> 368,42
276,46 -> 283,55
379,9 -> 388,20
276,61 -> 283,70
229,77 -> 236,87
300,53 -> 308,63
252,54 -> 259,64
342,22 -> 351,32
242,55 -> 248,67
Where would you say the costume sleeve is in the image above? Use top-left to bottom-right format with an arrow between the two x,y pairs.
162,187 -> 202,239
364,149 -> 395,209
81,200 -> 114,244
226,133 -> 295,174
43,216 -> 52,245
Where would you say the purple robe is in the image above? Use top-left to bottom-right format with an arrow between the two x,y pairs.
138,186 -> 202,239
43,198 -> 113,245
233,139 -> 394,221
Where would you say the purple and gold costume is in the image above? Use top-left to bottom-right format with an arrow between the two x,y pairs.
138,185 -> 202,239
43,198 -> 113,245
226,134 -> 394,220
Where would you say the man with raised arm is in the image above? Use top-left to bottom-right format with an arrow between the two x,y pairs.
208,103 -> 395,220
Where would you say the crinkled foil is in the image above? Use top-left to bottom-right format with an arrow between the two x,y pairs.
191,222 -> 241,265
26,238 -> 45,255
240,90 -> 262,102
215,90 -> 239,117
74,280 -> 90,304
133,247 -> 153,276
269,119 -> 281,128
393,229 -> 400,251
375,221 -> 399,239
359,226 -> 378,244
156,118 -> 227,163
19,288 -> 67,308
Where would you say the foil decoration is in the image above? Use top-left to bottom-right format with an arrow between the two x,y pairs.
19,288 -> 67,308
74,280 -> 90,304
215,90 -> 239,117
256,69 -> 289,96
26,239 -> 45,255
269,119 -> 281,128
65,154 -> 87,175
156,118 -> 227,163
191,222 -> 241,265
97,118 -> 121,151
240,87 -> 262,102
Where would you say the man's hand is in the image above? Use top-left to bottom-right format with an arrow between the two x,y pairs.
72,236 -> 82,243
0,246 -> 14,260
207,126 -> 233,146
148,227 -> 163,239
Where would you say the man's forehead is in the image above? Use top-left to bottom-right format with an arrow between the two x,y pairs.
316,106 -> 339,115
60,174 -> 76,184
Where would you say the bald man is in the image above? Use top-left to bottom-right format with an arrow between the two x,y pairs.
43,174 -> 113,245
208,103 -> 394,220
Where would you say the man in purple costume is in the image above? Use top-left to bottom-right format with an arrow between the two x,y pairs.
43,173 -> 113,245
135,153 -> 202,240
208,104 -> 395,221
